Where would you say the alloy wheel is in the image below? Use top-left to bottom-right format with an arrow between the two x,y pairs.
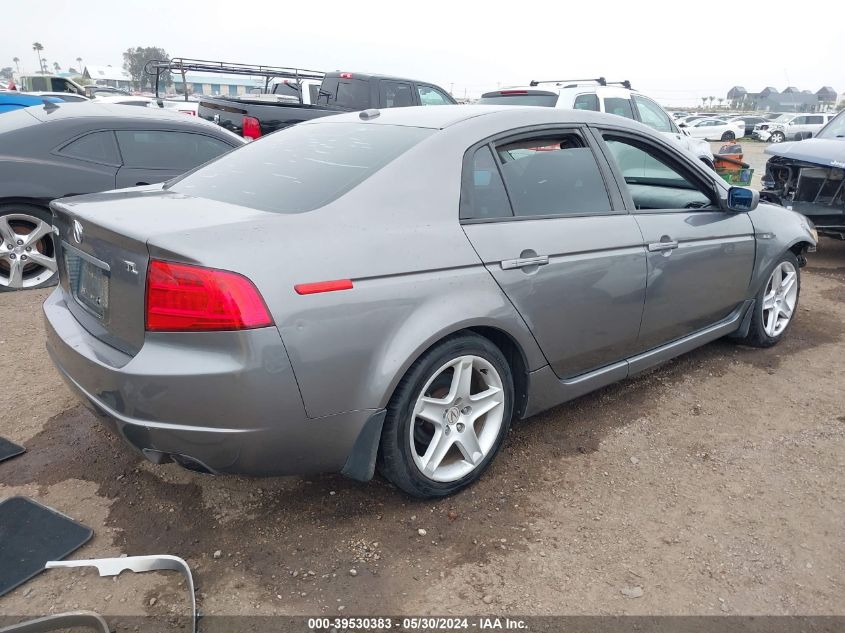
762,261 -> 798,337
0,213 -> 57,290
409,355 -> 506,483
770,132 -> 785,143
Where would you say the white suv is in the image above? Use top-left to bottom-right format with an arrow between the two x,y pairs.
752,113 -> 837,143
479,78 -> 715,168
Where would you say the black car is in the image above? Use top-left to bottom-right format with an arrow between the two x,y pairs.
0,102 -> 244,291
731,115 -> 769,137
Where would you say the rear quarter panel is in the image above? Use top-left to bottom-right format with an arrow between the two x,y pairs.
147,124 -> 548,419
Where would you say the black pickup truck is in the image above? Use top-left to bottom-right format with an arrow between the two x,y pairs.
198,71 -> 457,139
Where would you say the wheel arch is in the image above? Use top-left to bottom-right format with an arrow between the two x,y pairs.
378,320 -> 539,421
0,197 -> 53,210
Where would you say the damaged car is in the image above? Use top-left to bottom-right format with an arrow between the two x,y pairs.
752,112 -> 836,143
761,109 -> 845,239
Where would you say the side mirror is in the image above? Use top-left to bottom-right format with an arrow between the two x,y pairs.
727,186 -> 759,212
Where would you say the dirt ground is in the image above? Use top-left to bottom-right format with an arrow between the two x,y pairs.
1,240 -> 844,625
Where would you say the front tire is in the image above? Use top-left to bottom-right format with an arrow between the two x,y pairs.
0,204 -> 58,292
738,252 -> 801,348
378,334 -> 514,498
770,131 -> 785,143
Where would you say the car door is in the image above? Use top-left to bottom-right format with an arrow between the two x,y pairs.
460,127 -> 647,379
594,128 -> 755,352
787,116 -> 808,139
114,129 -> 234,187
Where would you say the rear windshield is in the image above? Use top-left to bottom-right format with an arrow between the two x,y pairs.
169,122 -> 433,213
478,92 -> 558,107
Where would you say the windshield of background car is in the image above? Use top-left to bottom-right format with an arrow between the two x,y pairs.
169,122 -> 434,213
478,92 -> 558,107
817,111 -> 845,139
772,114 -> 792,123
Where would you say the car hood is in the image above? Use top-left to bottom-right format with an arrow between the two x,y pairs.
765,138 -> 845,168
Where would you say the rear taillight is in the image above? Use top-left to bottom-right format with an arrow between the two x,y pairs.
145,260 -> 273,332
339,72 -> 353,79
242,116 -> 261,140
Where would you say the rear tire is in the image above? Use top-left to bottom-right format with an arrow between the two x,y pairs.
378,334 -> 514,498
721,131 -> 736,141
0,204 -> 58,292
737,252 -> 801,348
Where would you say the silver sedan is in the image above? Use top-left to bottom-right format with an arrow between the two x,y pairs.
45,105 -> 817,497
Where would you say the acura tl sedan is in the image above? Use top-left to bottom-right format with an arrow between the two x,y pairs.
45,106 -> 817,497
0,102 -> 244,291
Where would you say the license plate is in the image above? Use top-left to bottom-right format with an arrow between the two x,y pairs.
65,251 -> 109,319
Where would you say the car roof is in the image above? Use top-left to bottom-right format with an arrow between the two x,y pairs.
304,104 -> 652,133
23,101 -> 212,125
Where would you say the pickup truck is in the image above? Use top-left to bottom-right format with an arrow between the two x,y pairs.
198,71 -> 456,139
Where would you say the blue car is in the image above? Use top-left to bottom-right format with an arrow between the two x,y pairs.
0,92 -> 61,114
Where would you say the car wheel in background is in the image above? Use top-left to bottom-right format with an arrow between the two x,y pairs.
737,252 -> 800,348
378,333 -> 514,498
770,131 -> 786,143
721,131 -> 736,141
0,204 -> 58,292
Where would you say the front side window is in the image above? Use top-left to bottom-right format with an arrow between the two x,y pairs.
116,131 -> 232,170
380,81 -> 414,108
461,145 -> 512,220
633,96 -> 673,133
417,85 -> 451,106
603,97 -> 635,119
170,122 -> 433,214
602,134 -> 713,210
60,131 -> 120,165
573,93 -> 599,111
494,133 -> 612,217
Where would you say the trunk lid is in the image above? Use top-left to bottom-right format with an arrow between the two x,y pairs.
50,187 -> 275,355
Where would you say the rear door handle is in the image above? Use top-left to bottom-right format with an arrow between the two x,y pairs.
501,255 -> 549,270
647,239 -> 679,252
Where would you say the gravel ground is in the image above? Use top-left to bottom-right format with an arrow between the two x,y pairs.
1,239 -> 843,625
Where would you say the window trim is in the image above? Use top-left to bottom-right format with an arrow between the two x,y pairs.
459,124 -> 625,225
53,129 -> 122,167
590,125 -> 725,215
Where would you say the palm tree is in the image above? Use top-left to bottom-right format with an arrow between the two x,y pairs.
12,57 -> 20,74
53,61 -> 61,73
708,96 -> 715,109
76,57 -> 83,75
32,42 -> 44,74
717,98 -> 724,109
701,97 -> 707,108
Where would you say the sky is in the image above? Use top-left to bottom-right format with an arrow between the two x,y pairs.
3,0 -> 844,106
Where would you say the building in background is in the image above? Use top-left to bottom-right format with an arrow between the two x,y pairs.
170,72 -> 264,97
82,65 -> 132,90
726,85 -> 839,112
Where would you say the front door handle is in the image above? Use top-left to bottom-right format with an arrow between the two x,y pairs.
647,239 -> 679,252
501,255 -> 549,270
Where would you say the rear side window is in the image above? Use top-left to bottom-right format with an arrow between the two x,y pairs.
461,146 -> 512,220
170,122 -> 434,214
60,131 -> 120,165
477,91 -> 558,107
116,131 -> 232,170
604,97 -> 635,119
380,81 -> 414,108
494,134 -> 612,217
573,94 -> 599,111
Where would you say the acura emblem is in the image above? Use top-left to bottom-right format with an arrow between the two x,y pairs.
72,219 -> 84,244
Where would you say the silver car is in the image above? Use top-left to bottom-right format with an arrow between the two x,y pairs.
45,106 -> 817,497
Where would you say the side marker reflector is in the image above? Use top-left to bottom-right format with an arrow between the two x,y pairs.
294,279 -> 353,295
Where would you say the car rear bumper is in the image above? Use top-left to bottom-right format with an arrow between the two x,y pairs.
43,288 -> 380,478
